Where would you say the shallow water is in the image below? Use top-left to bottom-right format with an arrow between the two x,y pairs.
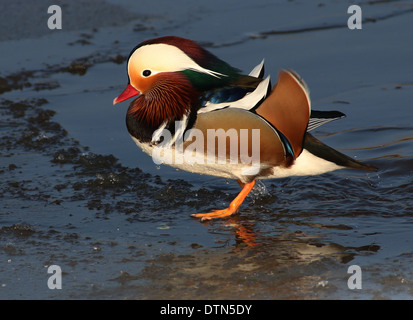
1,0 -> 413,300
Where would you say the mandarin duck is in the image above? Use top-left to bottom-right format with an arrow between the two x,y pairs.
113,36 -> 376,221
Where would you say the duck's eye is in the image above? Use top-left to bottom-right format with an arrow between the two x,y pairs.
142,69 -> 152,77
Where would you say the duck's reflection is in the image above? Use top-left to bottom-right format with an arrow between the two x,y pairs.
205,215 -> 380,265
225,216 -> 258,247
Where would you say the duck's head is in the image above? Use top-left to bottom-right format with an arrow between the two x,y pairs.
113,36 -> 241,105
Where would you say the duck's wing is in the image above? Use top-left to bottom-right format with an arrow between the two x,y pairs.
198,60 -> 271,114
255,70 -> 311,159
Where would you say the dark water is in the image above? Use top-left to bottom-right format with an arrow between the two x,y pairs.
1,0 -> 413,300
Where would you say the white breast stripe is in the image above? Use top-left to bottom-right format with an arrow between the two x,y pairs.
152,121 -> 168,143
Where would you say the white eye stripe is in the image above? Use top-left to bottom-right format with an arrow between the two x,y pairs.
128,43 -> 227,78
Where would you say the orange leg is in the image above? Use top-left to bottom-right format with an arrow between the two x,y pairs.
192,180 -> 255,221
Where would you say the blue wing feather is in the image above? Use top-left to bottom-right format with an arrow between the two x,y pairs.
203,87 -> 253,105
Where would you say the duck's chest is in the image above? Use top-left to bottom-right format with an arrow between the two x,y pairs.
130,135 -> 247,181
